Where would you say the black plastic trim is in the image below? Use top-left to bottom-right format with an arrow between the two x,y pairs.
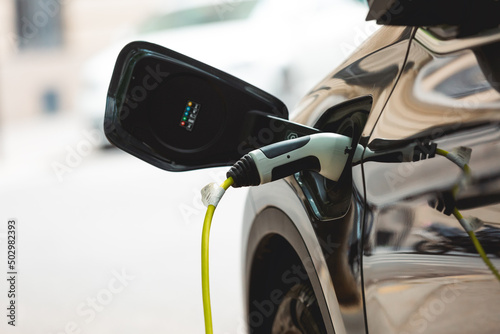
261,136 -> 310,159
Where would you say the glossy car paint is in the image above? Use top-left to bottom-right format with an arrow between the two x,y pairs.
362,31 -> 500,333
243,25 -> 500,333
244,26 -> 414,334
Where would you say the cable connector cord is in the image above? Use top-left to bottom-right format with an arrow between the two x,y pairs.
436,148 -> 500,283
201,182 -> 229,207
201,177 -> 233,334
452,208 -> 500,282
226,155 -> 261,187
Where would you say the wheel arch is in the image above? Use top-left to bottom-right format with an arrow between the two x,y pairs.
245,206 -> 338,333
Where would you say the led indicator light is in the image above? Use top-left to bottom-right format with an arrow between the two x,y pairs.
180,100 -> 200,132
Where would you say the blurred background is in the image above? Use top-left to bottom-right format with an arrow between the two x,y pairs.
0,0 -> 376,333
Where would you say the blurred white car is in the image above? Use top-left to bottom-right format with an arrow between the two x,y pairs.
78,0 -> 377,143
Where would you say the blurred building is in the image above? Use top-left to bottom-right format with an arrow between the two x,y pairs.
0,0 -> 168,121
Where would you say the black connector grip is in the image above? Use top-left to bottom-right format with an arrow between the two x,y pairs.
412,141 -> 437,161
365,139 -> 438,163
428,190 -> 455,216
226,154 -> 261,188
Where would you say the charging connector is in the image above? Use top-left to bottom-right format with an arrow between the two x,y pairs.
227,133 -> 362,187
227,133 -> 440,188
363,140 -> 438,163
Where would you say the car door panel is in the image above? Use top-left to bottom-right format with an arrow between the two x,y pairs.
362,35 -> 500,334
289,26 -> 414,334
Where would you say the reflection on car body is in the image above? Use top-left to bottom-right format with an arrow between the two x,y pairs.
247,22 -> 500,334
415,223 -> 500,257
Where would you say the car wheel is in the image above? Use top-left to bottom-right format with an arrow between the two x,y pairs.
271,284 -> 327,334
415,240 -> 449,254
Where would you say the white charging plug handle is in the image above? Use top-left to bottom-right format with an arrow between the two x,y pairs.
249,133 -> 363,184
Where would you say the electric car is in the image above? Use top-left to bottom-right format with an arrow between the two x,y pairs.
241,7 -> 500,334
103,0 -> 500,333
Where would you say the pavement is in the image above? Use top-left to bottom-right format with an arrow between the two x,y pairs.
0,115 -> 248,333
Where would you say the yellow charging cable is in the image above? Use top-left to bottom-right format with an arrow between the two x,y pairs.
436,148 -> 500,282
451,208 -> 500,281
201,177 -> 234,334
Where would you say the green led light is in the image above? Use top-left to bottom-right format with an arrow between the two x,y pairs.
182,117 -> 187,121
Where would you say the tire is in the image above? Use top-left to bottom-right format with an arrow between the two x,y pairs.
247,208 -> 335,333
271,284 -> 327,334
415,240 -> 449,255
